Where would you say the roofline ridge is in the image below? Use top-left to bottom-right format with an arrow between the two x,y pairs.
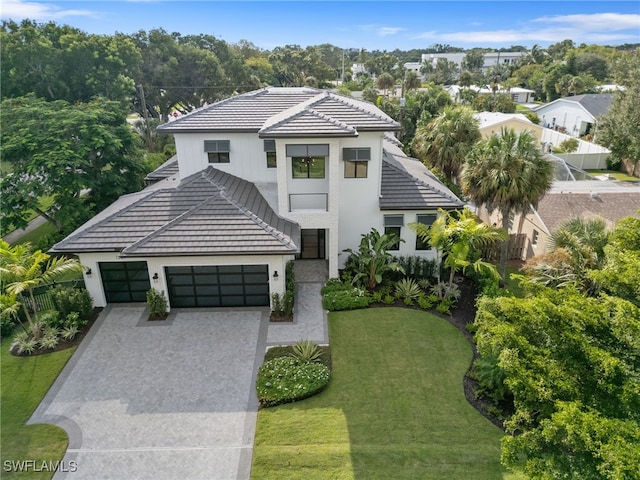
260,91 -> 328,132
326,92 -> 399,126
306,108 -> 357,132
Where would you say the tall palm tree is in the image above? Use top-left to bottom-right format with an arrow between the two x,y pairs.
0,240 -> 83,338
412,105 -> 480,184
462,127 -> 554,280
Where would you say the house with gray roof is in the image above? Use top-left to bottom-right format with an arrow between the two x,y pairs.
53,87 -> 462,310
532,94 -> 613,137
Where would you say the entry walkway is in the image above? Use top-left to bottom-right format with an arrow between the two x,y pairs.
266,260 -> 329,346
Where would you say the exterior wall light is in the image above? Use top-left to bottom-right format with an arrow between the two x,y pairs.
273,271 -> 279,279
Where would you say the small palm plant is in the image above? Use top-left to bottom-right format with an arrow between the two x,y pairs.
290,339 -> 323,364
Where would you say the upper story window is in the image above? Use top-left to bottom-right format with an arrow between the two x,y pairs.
343,147 -> 370,178
384,214 -> 404,251
415,213 -> 437,250
264,140 -> 277,168
204,140 -> 230,164
286,144 -> 328,179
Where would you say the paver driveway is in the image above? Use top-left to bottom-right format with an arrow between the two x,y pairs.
30,304 -> 268,480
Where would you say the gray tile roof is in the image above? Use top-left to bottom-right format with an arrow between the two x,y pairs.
380,148 -> 464,210
157,87 -> 399,135
144,155 -> 179,182
51,167 -> 300,256
564,94 -> 613,117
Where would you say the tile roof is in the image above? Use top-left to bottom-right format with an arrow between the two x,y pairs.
563,94 -> 613,117
157,87 -> 400,135
144,155 -> 179,182
51,167 -> 300,256
380,144 -> 464,210
537,188 -> 640,233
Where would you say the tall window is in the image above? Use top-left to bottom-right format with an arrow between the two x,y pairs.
343,147 -> 370,178
384,214 -> 404,251
264,140 -> 277,168
415,213 -> 437,250
204,140 -> 230,164
532,229 -> 539,246
286,144 -> 329,179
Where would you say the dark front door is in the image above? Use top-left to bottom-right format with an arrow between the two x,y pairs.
99,261 -> 151,303
298,229 -> 326,259
165,265 -> 270,308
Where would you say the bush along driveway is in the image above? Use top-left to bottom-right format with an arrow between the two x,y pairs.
251,308 -> 518,480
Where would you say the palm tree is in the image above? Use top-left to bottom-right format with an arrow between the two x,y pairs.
410,208 -> 507,287
550,217 -> 610,270
412,105 -> 480,184
462,127 -> 554,280
404,71 -> 422,92
0,240 -> 84,338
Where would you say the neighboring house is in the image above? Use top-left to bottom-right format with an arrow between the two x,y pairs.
403,51 -> 526,80
445,85 -> 535,104
476,177 -> 640,261
52,87 -> 463,310
474,112 -> 543,142
531,94 -> 614,137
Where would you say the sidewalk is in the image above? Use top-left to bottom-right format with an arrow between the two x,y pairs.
266,260 -> 329,346
2,215 -> 47,244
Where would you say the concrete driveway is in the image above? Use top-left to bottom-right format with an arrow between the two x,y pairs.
29,304 -> 268,480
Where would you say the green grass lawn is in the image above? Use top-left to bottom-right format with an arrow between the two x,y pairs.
252,308 -> 519,479
585,169 -> 639,182
1,337 -> 75,479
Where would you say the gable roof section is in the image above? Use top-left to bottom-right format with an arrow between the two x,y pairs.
157,87 -> 399,135
144,155 -> 179,182
474,112 -> 535,130
51,167 -> 299,256
532,94 -> 613,119
380,148 -> 464,210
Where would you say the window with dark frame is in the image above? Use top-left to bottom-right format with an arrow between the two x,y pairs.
264,140 -> 277,168
415,213 -> 437,250
286,144 -> 329,179
343,147 -> 370,178
204,140 -> 230,164
384,214 -> 404,251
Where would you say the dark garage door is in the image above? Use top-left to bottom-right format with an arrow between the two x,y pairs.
165,265 -> 270,308
99,261 -> 151,303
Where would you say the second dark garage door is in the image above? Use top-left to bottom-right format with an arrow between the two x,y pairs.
165,265 -> 270,308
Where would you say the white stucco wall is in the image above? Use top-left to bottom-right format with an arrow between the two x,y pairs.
174,132 -> 278,183
77,252 -> 291,310
535,100 -> 593,133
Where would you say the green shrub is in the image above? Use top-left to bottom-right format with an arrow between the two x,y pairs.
395,278 -> 423,302
61,324 -> 80,340
290,340 -> 323,363
473,355 -> 510,403
0,314 -> 15,338
417,294 -> 434,310
370,290 -> 384,303
50,286 -> 93,319
436,299 -> 454,315
146,289 -> 168,318
322,288 -> 370,311
39,331 -> 60,350
321,278 -> 352,295
382,294 -> 395,305
256,356 -> 330,407
285,260 -> 295,293
283,291 -> 294,316
271,293 -> 283,315
40,311 -> 62,329
14,335 -> 37,355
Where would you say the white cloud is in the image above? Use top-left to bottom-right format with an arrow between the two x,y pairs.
0,0 -> 99,21
413,12 -> 640,45
377,26 -> 404,37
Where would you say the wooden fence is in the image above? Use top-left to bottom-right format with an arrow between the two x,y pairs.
481,234 -> 526,263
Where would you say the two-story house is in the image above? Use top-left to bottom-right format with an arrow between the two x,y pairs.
51,87 -> 463,310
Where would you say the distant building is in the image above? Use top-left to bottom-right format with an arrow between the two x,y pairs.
474,112 -> 543,142
532,94 -> 614,137
445,85 -> 535,104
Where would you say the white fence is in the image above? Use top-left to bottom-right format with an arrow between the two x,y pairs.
541,128 -> 610,169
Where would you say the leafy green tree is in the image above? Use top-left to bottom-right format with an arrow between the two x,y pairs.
463,128 -> 554,280
403,71 -> 421,91
475,287 -> 640,479
597,52 -> 640,176
364,53 -> 399,77
423,58 -> 459,85
343,228 -> 404,290
1,94 -> 145,231
472,93 -> 516,113
461,48 -> 486,72
0,240 -> 84,338
546,39 -> 575,61
375,72 -> 395,96
412,105 -> 480,183
268,44 -> 335,87
410,208 -> 506,286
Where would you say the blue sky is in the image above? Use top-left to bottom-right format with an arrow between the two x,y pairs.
2,1 -> 639,50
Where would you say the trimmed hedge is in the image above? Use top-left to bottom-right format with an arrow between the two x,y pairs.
322,288 -> 370,311
256,356 -> 330,408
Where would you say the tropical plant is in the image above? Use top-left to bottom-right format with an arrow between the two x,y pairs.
395,278 -> 423,302
463,128 -> 554,280
290,340 -> 323,363
343,228 -> 405,290
0,240 -> 84,339
146,289 -> 168,319
412,105 -> 480,183
410,208 -> 507,287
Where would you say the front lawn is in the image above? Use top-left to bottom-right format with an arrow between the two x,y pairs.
0,337 -> 75,479
585,169 -> 639,182
251,308 -> 518,479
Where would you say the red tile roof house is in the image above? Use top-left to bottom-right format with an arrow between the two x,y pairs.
52,88 -> 463,310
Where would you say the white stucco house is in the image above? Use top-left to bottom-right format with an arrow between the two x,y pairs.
52,87 -> 463,310
532,94 -> 613,137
